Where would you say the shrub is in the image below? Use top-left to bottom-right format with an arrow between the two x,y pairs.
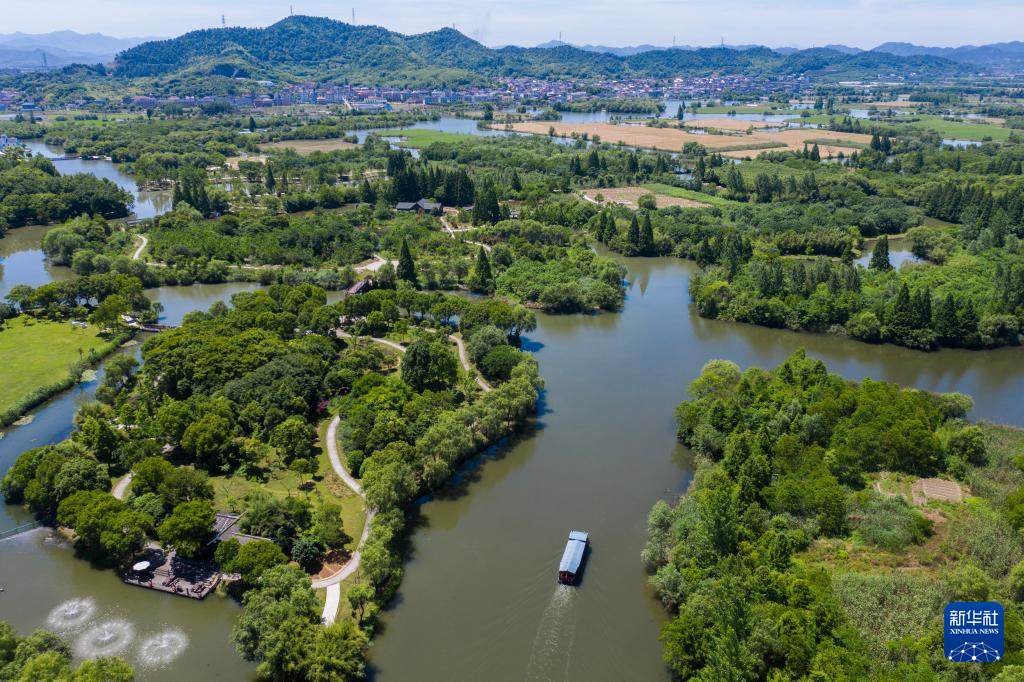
832,571 -> 943,662
846,310 -> 881,342
847,490 -> 930,552
942,504 -> 1024,578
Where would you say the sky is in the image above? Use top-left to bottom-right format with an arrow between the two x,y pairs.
5,0 -> 1024,49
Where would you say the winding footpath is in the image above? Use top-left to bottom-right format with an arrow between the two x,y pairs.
451,335 -> 492,393
317,331 -> 490,624
315,415 -> 375,625
440,213 -> 492,253
111,473 -> 133,501
131,234 -> 148,261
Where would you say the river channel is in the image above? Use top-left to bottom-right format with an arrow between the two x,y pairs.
1,124 -> 1023,681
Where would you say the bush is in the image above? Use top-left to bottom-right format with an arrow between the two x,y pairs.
940,562 -> 995,602
846,310 -> 881,342
638,194 -> 658,210
832,571 -> 944,662
943,504 -> 1024,578
847,490 -> 930,551
947,425 -> 987,466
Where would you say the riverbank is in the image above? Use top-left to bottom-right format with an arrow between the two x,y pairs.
0,317 -> 132,428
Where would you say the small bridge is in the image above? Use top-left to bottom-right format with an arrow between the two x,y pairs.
135,323 -> 177,333
0,520 -> 43,541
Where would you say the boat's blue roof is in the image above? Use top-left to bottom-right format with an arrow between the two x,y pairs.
559,531 -> 588,573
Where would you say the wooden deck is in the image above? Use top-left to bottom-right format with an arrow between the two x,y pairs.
122,548 -> 220,600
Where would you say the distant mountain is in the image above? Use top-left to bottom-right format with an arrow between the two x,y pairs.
872,41 -> 1024,68
534,40 -> 668,57
534,39 -> 777,56
109,16 -> 968,89
0,31 -> 158,69
822,44 -> 863,55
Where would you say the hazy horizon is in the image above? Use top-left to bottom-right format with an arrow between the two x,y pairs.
4,0 -> 1023,51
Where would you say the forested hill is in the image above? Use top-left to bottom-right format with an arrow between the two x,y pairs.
113,15 -> 968,87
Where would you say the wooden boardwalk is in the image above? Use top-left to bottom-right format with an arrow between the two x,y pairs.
122,548 -> 219,600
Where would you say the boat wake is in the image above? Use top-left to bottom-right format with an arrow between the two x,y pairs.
525,585 -> 578,681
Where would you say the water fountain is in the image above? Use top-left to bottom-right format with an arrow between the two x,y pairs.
45,597 -> 97,632
137,628 -> 189,668
73,619 -> 136,659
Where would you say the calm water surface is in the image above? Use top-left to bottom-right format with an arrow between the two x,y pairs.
3,131 -> 1024,681
24,142 -> 172,219
369,254 -> 1024,682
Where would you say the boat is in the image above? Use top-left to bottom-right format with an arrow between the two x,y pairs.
558,530 -> 589,584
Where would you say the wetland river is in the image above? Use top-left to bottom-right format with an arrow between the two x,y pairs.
2,137 -> 1023,681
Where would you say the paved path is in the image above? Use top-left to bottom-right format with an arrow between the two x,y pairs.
111,473 -> 133,500
315,415 -> 377,624
317,331 -> 489,621
451,335 -> 492,392
316,335 -> 407,624
131,235 -> 148,261
336,330 -> 405,354
440,214 -> 491,252
355,254 -> 397,273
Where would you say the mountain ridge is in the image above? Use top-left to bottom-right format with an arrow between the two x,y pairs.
111,15 -> 970,87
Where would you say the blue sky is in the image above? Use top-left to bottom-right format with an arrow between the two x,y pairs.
7,0 -> 1024,48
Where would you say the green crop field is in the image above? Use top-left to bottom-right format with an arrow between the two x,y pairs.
786,113 -> 1012,142
375,128 -> 478,148
691,105 -> 803,115
641,182 -> 740,207
0,316 -> 107,414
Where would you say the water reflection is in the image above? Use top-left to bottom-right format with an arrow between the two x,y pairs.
0,224 -> 74,299
23,142 -> 172,219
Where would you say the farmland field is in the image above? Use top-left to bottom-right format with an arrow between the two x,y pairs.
374,128 -> 478,147
260,138 -> 360,153
580,186 -> 711,208
503,121 -> 872,158
677,117 -> 777,131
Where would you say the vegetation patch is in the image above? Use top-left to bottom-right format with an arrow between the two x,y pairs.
0,316 -> 114,422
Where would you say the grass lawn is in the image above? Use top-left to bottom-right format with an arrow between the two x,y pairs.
894,114 -> 1012,142
692,105 -> 803,115
206,419 -> 366,555
374,128 -> 477,148
641,182 -> 740,208
787,113 -> 1012,142
0,316 -> 107,414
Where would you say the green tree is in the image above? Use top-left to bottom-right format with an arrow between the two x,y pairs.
626,214 -> 640,249
467,246 -> 494,294
181,413 -> 235,470
270,416 -> 315,461
157,499 -> 215,558
396,237 -> 417,285
401,340 -> 457,392
869,235 -> 892,271
346,583 -> 375,625
90,294 -> 130,329
639,213 -> 655,255
305,621 -> 368,682
224,539 -> 288,586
